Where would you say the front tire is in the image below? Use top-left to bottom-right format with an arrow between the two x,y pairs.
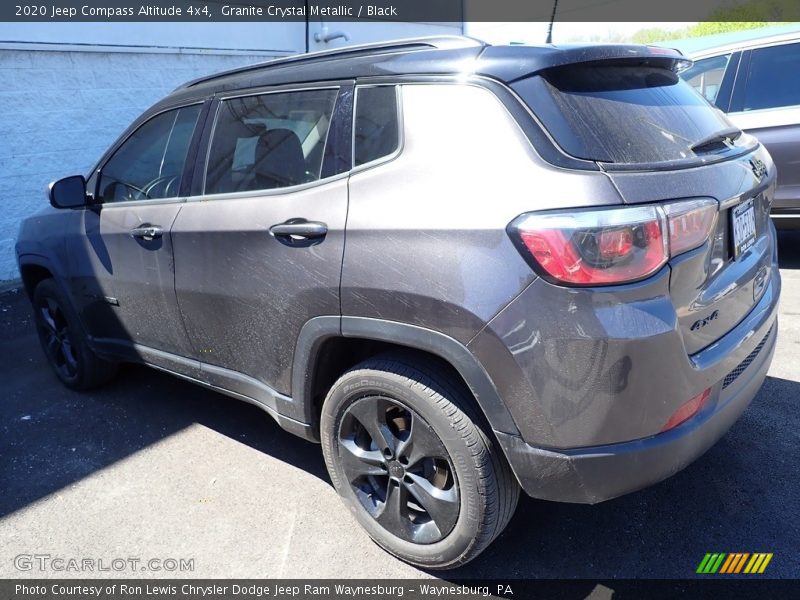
320,355 -> 519,569
32,278 -> 118,390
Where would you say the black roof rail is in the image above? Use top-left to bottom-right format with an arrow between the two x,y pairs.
179,35 -> 487,90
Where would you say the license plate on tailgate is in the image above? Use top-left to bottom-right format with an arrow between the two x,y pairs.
732,198 -> 757,259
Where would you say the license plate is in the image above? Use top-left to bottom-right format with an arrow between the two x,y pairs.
732,199 -> 757,259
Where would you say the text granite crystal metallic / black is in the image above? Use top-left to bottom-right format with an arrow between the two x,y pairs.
15,36 -> 781,569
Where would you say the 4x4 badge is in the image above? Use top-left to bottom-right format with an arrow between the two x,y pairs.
691,310 -> 720,331
750,158 -> 767,180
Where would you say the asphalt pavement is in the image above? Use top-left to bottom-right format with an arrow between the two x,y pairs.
1,233 -> 798,580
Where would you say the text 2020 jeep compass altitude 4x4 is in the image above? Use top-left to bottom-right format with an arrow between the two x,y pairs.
16,37 -> 781,568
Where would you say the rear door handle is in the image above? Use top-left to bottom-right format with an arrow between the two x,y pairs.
130,224 -> 163,241
269,219 -> 328,240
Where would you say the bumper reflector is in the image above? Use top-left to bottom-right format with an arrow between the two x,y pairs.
661,387 -> 712,432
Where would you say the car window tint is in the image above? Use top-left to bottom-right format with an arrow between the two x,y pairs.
354,86 -> 399,167
513,64 -> 735,165
744,43 -> 800,111
98,105 -> 202,203
205,89 -> 338,195
680,54 -> 730,104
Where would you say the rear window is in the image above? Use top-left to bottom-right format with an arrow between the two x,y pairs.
513,62 -> 737,165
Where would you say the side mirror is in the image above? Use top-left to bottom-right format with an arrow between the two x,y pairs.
49,175 -> 88,209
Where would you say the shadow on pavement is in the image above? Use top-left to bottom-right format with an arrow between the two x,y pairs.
0,289 -> 327,520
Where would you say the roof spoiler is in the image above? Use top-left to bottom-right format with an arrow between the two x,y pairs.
478,44 -> 693,83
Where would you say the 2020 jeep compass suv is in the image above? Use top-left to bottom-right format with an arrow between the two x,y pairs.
16,36 -> 781,568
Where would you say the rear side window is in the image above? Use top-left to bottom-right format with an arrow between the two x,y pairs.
205,89 -> 338,194
354,86 -> 400,167
513,62 -> 735,165
743,43 -> 800,111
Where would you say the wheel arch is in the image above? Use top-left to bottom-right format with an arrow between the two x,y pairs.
290,316 -> 522,442
18,255 -> 57,299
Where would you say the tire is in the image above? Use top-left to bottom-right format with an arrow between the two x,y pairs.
32,278 -> 118,390
320,354 -> 519,569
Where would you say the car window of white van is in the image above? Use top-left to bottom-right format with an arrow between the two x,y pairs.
744,43 -> 800,111
680,54 -> 731,104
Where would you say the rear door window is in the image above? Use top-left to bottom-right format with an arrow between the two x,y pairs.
204,88 -> 338,194
742,43 -> 800,111
513,62 -> 738,165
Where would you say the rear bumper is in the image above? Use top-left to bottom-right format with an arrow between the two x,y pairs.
495,314 -> 777,504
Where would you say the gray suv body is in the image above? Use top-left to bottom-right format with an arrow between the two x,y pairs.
16,37 -> 781,568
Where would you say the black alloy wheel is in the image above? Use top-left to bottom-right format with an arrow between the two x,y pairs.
32,279 -> 118,390
35,293 -> 79,382
337,395 -> 459,544
321,355 -> 520,569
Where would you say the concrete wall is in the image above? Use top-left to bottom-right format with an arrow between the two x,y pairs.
0,49 -> 279,281
0,22 -> 305,53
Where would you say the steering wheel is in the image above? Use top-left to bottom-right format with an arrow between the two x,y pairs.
142,174 -> 180,199
111,181 -> 149,201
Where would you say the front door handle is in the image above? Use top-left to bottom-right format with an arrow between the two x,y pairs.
130,224 -> 163,241
269,219 -> 328,240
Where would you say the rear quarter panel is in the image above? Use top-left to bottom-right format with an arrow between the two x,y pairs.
341,82 -> 622,343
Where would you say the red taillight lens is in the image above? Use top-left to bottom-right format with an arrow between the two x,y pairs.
661,387 -> 712,432
597,227 -> 634,260
664,198 -> 718,256
512,206 -> 668,285
510,199 -> 718,286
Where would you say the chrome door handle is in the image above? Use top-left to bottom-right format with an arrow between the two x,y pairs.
269,220 -> 328,239
130,224 -> 163,241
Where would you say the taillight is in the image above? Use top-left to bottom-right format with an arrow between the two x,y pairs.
509,199 -> 718,286
663,198 -> 718,256
510,206 -> 668,285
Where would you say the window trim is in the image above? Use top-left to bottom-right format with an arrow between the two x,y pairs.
351,84 -> 404,174
199,84 -> 344,198
91,100 -> 208,208
714,51 -> 741,113
728,49 -> 752,114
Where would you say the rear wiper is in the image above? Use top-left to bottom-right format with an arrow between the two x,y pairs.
690,127 -> 743,154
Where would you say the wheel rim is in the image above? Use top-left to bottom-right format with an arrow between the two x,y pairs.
337,396 -> 459,544
36,297 -> 79,380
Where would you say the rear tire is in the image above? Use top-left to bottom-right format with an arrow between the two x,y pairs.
32,278 -> 118,390
320,355 -> 519,569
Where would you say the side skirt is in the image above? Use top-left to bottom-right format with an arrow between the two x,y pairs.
89,338 -> 317,442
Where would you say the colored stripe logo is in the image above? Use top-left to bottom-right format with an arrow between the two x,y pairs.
696,553 -> 773,574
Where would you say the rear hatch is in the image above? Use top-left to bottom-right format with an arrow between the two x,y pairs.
510,53 -> 776,355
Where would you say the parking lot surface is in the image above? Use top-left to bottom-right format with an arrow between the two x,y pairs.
1,233 -> 799,579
